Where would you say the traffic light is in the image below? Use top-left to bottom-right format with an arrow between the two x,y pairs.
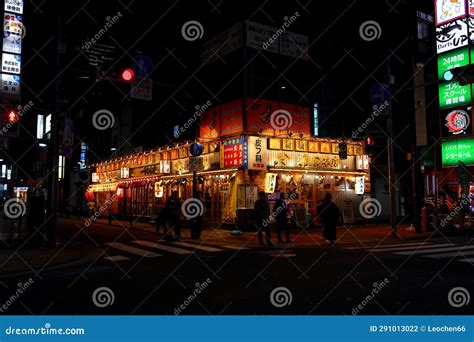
120,68 -> 135,82
338,142 -> 347,160
8,110 -> 17,123
443,65 -> 474,86
364,136 -> 374,156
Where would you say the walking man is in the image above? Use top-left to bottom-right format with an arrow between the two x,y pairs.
165,191 -> 182,241
318,193 -> 341,244
274,193 -> 291,243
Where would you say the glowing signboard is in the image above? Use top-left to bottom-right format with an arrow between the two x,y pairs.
441,137 -> 474,166
438,81 -> 472,108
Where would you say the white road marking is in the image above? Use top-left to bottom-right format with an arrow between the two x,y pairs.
104,255 -> 130,262
425,250 -> 474,259
370,243 -> 453,252
396,245 -> 474,255
132,240 -> 193,255
171,241 -> 223,252
105,242 -> 161,257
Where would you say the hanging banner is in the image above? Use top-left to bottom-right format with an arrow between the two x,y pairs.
247,136 -> 268,170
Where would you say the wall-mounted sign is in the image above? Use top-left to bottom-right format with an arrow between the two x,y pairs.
120,167 -> 130,178
4,0 -> 23,14
154,182 -> 164,198
356,155 -> 370,170
444,108 -> 472,135
437,47 -> 469,80
221,136 -> 246,168
441,137 -> 474,166
160,160 -> 171,174
435,0 -> 467,26
3,12 -> 22,36
2,33 -> 21,54
355,176 -> 365,195
0,72 -> 19,96
264,173 -> 277,193
247,136 -> 267,170
91,172 -> 99,183
36,114 -> 44,139
436,18 -> 469,53
438,81 -> 471,108
1,52 -> 20,74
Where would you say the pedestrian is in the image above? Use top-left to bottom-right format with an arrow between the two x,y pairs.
165,191 -> 182,240
155,198 -> 165,234
254,191 -> 274,247
191,191 -> 204,239
318,193 -> 341,244
274,193 -> 291,243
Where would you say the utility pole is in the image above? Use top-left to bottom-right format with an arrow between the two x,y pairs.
45,16 -> 64,248
386,58 -> 398,238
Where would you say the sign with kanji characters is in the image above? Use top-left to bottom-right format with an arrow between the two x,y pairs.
131,77 -> 152,101
438,81 -> 471,108
443,107 -> 472,136
355,176 -> 365,195
436,18 -> 469,53
1,52 -> 20,74
441,137 -> 474,166
437,47 -> 470,80
247,136 -> 268,170
189,156 -> 204,172
264,173 -> 277,193
3,12 -> 22,36
4,0 -> 23,14
221,136 -> 246,168
0,72 -> 19,97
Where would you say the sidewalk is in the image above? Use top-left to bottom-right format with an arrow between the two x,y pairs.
0,219 -> 102,278
70,216 -> 447,247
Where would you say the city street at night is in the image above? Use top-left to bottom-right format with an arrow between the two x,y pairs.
0,0 -> 473,340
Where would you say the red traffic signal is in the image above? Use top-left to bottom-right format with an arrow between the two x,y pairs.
8,110 -> 17,123
120,68 -> 135,82
365,136 -> 374,146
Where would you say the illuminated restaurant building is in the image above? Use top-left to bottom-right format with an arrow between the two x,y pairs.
87,98 -> 371,228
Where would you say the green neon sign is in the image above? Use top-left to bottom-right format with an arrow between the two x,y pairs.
442,137 -> 474,167
438,47 -> 470,80
438,81 -> 472,109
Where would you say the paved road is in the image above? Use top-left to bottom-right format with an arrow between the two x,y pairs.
0,219 -> 473,315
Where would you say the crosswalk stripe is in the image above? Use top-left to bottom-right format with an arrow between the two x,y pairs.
170,241 -> 223,252
369,243 -> 453,252
132,240 -> 193,255
346,241 -> 435,250
425,250 -> 474,259
105,242 -> 162,257
104,255 -> 130,261
459,258 -> 474,263
222,245 -> 249,250
396,245 -> 474,255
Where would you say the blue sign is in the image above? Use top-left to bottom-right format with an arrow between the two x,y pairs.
132,54 -> 153,76
189,142 -> 203,157
370,83 -> 391,105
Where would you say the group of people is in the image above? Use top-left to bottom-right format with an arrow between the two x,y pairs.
155,191 -> 204,241
253,191 -> 341,246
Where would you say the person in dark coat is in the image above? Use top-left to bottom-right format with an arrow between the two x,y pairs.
191,191 -> 205,239
273,193 -> 291,243
318,193 -> 341,244
254,191 -> 274,247
165,191 -> 182,241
